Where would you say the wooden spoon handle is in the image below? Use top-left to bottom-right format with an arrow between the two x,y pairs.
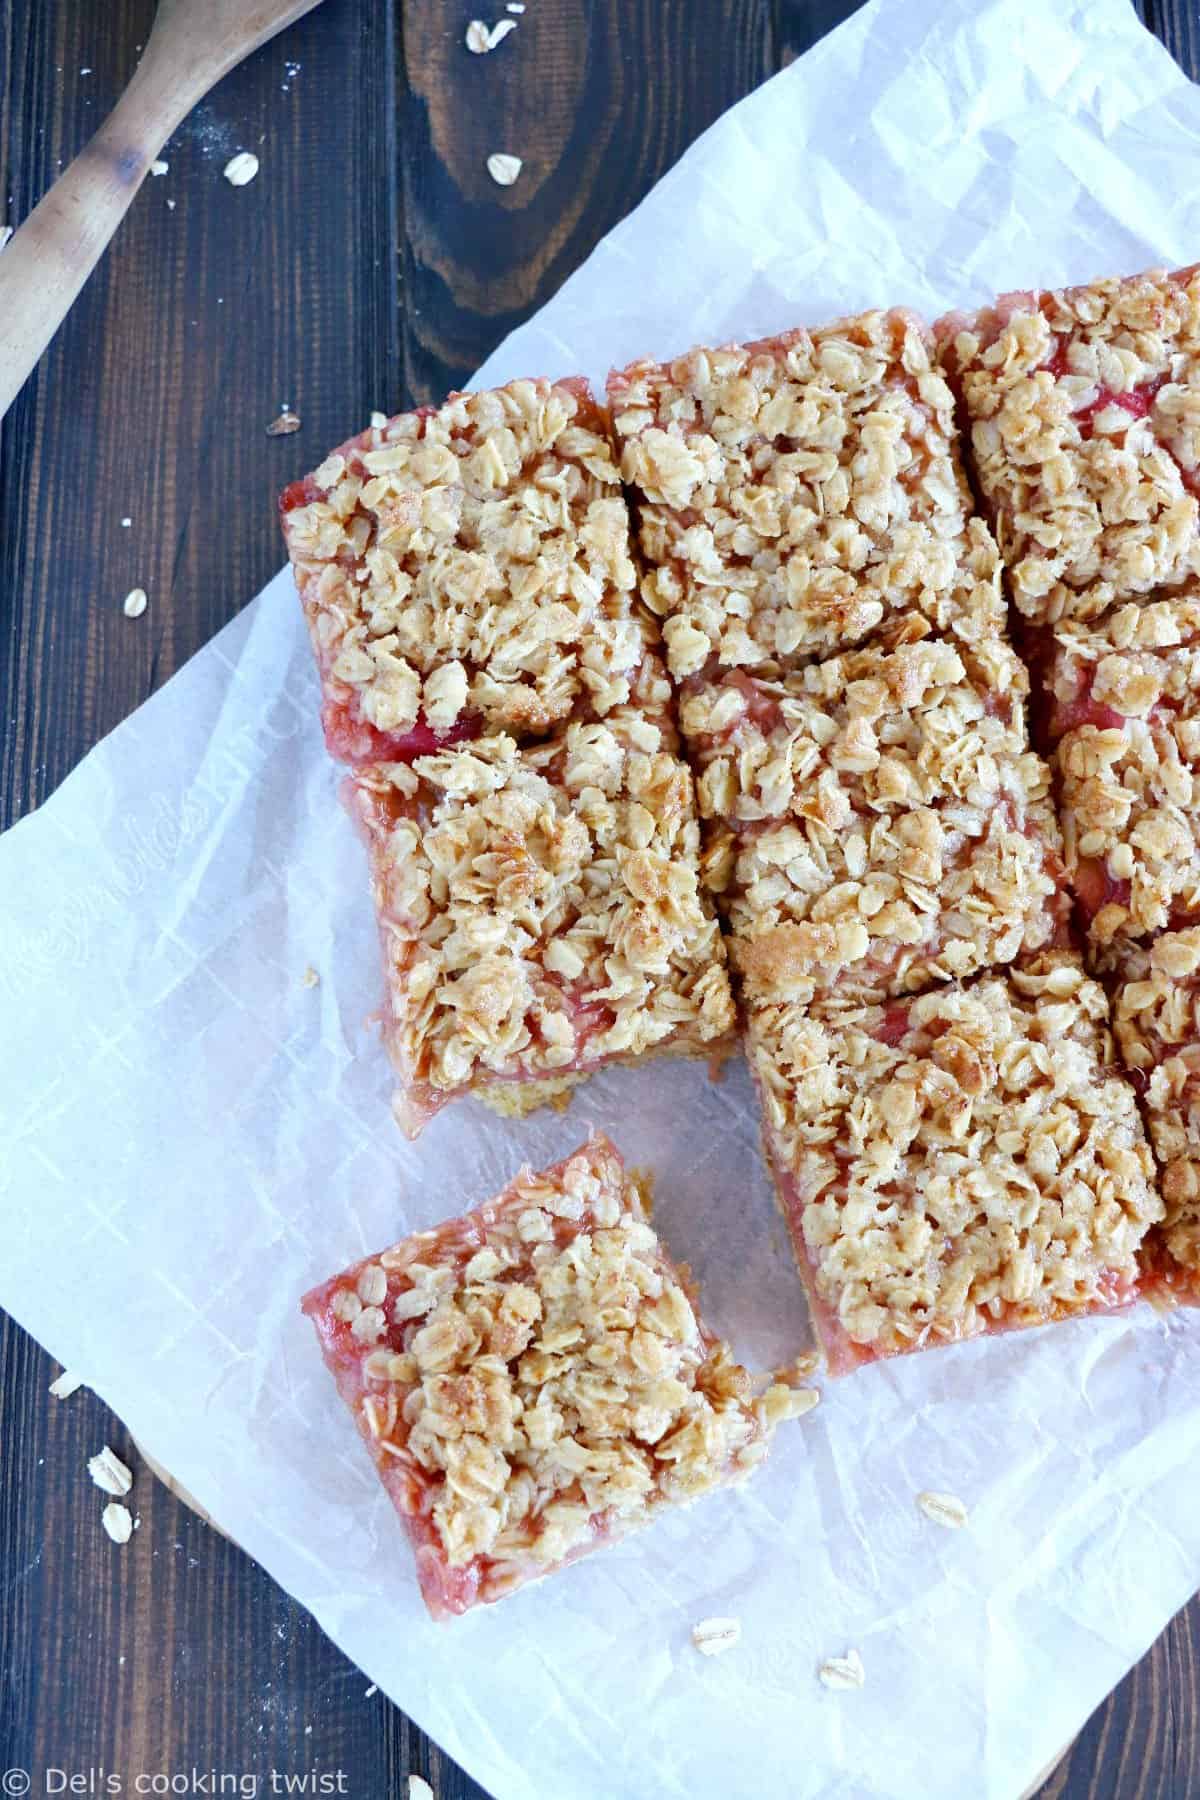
0,77 -> 176,423
0,0 -> 327,425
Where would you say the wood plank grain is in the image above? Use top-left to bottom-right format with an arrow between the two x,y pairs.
398,0 -> 776,402
3,2 -> 1200,1800
0,0 -> 429,1795
774,0 -> 864,62
1140,0 -> 1200,78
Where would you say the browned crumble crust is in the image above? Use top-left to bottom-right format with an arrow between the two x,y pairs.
1041,595 -> 1200,950
608,312 -> 1005,681
1111,929 -> 1200,1277
281,378 -> 655,756
939,265 -> 1200,625
746,953 -> 1161,1368
302,1135 -> 808,1617
351,717 -> 736,1136
681,634 -> 1067,1004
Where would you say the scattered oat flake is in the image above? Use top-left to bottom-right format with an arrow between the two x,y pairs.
102,1502 -> 134,1545
364,1683 -> 377,1697
166,199 -> 176,211
49,1369 -> 83,1400
122,587 -> 148,619
369,410 -> 389,429
223,151 -> 259,187
692,1616 -> 740,1657
818,1649 -> 865,1691
267,410 -> 302,437
88,1446 -> 133,1497
120,516 -> 132,528
407,1780 -> 434,1800
507,2 -> 525,11
302,965 -> 320,988
917,1489 -> 969,1529
0,225 -> 12,251
150,159 -> 168,176
487,153 -> 522,187
465,19 -> 516,51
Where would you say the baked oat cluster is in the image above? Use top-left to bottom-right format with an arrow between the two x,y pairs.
294,272 -> 1200,1619
280,377 -> 652,764
682,633 -> 1068,1003
302,1136 -> 808,1618
609,312 -> 1004,679
747,954 -> 1161,1370
351,719 -> 734,1136
940,265 -> 1200,624
1039,594 -> 1200,951
1111,929 -> 1200,1284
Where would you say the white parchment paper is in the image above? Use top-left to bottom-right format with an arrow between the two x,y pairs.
4,0 -> 1200,1794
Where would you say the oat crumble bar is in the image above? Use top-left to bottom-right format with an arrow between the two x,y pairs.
1037,594 -> 1200,950
302,1135 -> 803,1618
608,311 -> 1005,682
1111,928 -> 1200,1296
280,378 -> 656,764
746,953 -> 1161,1372
939,265 -> 1200,625
683,633 -> 1069,1004
351,716 -> 736,1137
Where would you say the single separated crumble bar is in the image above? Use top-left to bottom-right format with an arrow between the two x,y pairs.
938,265 -> 1200,625
608,311 -> 1005,683
682,631 -> 1069,1005
1036,595 -> 1200,951
280,378 -> 657,764
746,953 -> 1161,1373
302,1134 -> 808,1618
1111,928 -> 1200,1298
351,714 -> 735,1137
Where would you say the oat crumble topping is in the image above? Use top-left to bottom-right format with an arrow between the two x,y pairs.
281,378 -> 652,763
1041,594 -> 1200,949
747,953 -> 1161,1369
303,1137 -> 793,1617
1112,928 -> 1200,1278
939,265 -> 1200,624
685,634 -> 1067,1003
609,311 -> 1004,679
351,718 -> 735,1135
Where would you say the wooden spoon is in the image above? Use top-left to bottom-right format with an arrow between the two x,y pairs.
0,0 -> 327,423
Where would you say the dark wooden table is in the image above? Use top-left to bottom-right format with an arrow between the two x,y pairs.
2,2 -> 1199,1795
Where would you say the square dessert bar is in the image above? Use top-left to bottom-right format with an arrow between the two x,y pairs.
1111,929 -> 1200,1300
351,715 -> 735,1137
746,953 -> 1161,1373
608,309 -> 1005,683
682,632 -> 1069,1005
939,264 -> 1200,625
1037,595 -> 1200,952
280,377 -> 656,764
302,1135 -> 804,1618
